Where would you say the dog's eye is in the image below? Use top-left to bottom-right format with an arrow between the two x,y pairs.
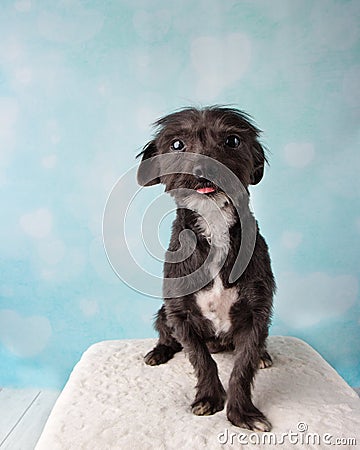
225,135 -> 240,148
170,139 -> 186,151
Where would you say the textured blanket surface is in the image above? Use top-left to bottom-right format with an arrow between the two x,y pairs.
36,336 -> 360,449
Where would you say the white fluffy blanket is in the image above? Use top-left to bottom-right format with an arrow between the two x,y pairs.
36,336 -> 360,449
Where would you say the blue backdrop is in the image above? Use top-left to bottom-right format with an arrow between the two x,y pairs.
0,0 -> 359,389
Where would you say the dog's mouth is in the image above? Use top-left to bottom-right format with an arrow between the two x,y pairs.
197,186 -> 216,194
195,181 -> 218,195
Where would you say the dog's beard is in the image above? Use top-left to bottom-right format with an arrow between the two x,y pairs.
162,172 -> 248,221
173,189 -> 232,214
163,174 -> 217,193
163,174 -> 223,202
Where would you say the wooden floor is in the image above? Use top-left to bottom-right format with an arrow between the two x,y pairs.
0,387 -> 359,449
0,388 -> 60,450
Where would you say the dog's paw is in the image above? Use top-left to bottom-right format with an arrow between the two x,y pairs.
227,405 -> 272,432
144,346 -> 173,366
191,395 -> 225,416
259,351 -> 273,369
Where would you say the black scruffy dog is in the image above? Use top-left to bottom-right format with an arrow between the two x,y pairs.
137,106 -> 275,432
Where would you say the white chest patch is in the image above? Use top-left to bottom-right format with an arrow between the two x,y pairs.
196,275 -> 238,335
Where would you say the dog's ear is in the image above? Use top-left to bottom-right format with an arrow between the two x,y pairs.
136,141 -> 160,186
250,141 -> 266,185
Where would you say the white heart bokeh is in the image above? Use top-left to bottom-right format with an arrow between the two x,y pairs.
191,33 -> 251,100
276,271 -> 358,328
0,310 -> 52,358
19,208 -> 53,239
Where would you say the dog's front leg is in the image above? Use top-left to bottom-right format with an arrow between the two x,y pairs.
188,339 -> 226,416
169,309 -> 226,416
227,304 -> 272,431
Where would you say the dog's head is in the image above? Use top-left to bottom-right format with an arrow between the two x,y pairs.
137,107 -> 267,204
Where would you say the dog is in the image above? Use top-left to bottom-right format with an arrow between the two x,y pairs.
137,106 -> 275,432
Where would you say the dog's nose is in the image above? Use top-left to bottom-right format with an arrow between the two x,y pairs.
193,165 -> 204,179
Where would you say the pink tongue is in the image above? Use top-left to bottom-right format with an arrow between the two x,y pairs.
197,187 -> 215,194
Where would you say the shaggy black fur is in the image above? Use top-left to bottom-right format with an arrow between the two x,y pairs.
137,107 -> 275,432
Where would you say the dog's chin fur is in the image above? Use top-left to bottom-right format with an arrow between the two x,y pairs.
176,190 -> 233,218
180,191 -> 235,247
137,106 -> 275,432
182,191 -> 236,276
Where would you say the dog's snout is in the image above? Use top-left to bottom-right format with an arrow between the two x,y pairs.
193,165 -> 204,180
193,164 -> 216,182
